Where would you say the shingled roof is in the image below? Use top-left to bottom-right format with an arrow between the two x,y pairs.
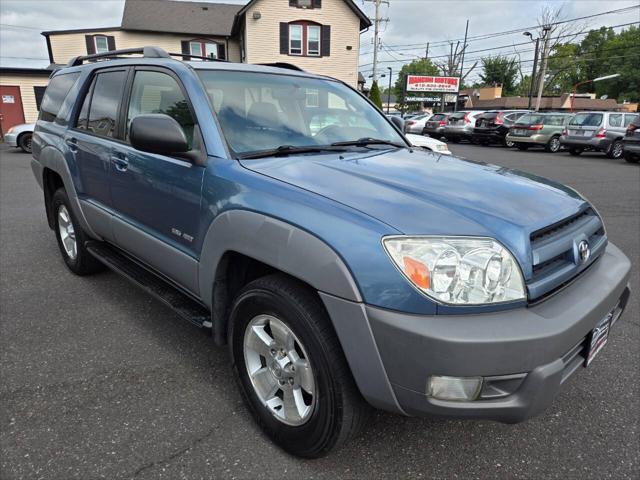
121,0 -> 242,37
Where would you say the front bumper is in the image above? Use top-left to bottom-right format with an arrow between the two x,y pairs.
560,135 -> 610,151
321,243 -> 631,422
3,133 -> 18,147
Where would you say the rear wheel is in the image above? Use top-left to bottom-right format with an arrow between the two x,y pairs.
504,138 -> 515,148
52,189 -> 104,275
18,133 -> 32,153
606,139 -> 624,159
569,148 -> 583,156
229,274 -> 369,458
545,136 -> 561,153
515,143 -> 529,151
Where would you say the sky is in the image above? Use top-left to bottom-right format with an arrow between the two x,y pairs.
1,0 -> 638,85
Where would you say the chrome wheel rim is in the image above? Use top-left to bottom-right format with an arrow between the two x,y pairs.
612,142 -> 623,158
550,138 -> 560,152
505,140 -> 515,148
243,315 -> 316,426
57,205 -> 77,260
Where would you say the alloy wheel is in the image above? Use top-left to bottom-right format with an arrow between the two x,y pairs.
243,314 -> 316,426
57,205 -> 77,260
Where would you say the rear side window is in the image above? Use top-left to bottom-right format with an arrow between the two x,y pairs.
39,72 -> 80,123
570,113 -> 603,127
125,70 -> 196,147
77,70 -> 127,138
608,114 -> 623,127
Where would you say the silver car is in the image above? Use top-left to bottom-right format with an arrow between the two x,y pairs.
4,123 -> 35,153
560,111 -> 636,159
443,111 -> 485,143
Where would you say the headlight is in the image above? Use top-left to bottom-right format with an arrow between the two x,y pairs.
383,236 -> 526,305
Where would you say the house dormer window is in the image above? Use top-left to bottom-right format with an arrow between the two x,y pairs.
289,0 -> 321,8
94,36 -> 109,54
288,22 -> 322,56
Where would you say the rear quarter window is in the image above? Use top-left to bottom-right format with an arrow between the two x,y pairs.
39,72 -> 80,123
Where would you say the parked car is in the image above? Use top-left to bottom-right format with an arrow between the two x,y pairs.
443,110 -> 485,143
405,133 -> 451,154
423,112 -> 450,138
31,46 -> 631,458
506,113 -> 574,152
622,116 -> 640,163
560,111 -> 637,159
472,110 -> 529,147
404,113 -> 432,134
3,123 -> 35,153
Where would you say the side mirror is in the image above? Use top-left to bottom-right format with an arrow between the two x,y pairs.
130,114 -> 189,156
389,115 -> 405,132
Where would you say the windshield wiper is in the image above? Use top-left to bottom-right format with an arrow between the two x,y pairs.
238,144 -> 347,160
330,137 -> 406,148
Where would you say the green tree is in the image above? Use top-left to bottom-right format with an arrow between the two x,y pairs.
392,58 -> 440,112
544,43 -> 582,95
369,80 -> 383,110
478,55 -> 519,95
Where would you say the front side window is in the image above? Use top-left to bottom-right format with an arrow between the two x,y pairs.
126,70 -> 196,148
307,25 -> 320,56
39,72 -> 80,123
197,70 -> 404,156
85,70 -> 127,138
289,24 -> 303,55
94,36 -> 109,53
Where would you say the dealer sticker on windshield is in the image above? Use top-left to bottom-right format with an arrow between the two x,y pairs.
585,312 -> 613,366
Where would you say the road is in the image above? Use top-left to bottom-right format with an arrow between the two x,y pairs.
1,143 -> 638,479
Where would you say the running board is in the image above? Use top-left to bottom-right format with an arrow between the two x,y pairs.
86,241 -> 211,329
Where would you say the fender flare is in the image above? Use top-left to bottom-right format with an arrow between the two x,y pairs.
198,209 -> 362,308
34,145 -> 100,239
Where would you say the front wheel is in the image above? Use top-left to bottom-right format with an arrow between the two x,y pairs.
229,274 -> 369,458
18,133 -> 32,153
607,139 -> 623,159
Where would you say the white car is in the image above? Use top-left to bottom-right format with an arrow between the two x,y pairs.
406,133 -> 451,155
4,123 -> 35,153
404,113 -> 432,134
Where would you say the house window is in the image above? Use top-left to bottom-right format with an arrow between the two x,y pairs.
290,0 -> 321,8
305,88 -> 319,107
289,24 -> 303,55
307,25 -> 320,56
189,41 -> 218,60
94,36 -> 109,54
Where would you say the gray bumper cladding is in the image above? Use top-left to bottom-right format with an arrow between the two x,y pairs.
323,243 -> 631,423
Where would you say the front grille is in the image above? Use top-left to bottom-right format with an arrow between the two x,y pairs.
527,207 -> 607,302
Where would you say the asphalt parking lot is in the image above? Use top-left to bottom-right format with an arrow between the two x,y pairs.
1,142 -> 638,479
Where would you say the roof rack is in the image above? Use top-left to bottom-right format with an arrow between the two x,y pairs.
256,62 -> 305,72
67,46 -> 170,67
169,53 -> 227,63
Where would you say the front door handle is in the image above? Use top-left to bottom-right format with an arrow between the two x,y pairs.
65,137 -> 78,152
111,154 -> 129,172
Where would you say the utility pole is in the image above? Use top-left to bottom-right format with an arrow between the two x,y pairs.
454,19 -> 469,112
365,0 -> 389,83
425,42 -> 429,61
534,26 -> 552,111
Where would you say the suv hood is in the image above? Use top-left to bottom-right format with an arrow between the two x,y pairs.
241,148 -> 587,276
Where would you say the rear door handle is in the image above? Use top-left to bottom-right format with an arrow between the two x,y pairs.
111,154 -> 129,172
65,137 -> 78,152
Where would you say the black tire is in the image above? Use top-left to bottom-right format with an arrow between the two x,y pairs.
569,148 -> 583,156
606,139 -> 624,159
229,274 -> 369,458
625,151 -> 639,163
18,132 -> 32,153
52,188 -> 104,275
515,143 -> 529,151
545,135 -> 561,153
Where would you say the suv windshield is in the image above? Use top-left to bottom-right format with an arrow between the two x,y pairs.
570,113 -> 604,127
197,70 -> 405,156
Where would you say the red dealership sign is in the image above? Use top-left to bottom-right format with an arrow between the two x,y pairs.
406,75 -> 460,93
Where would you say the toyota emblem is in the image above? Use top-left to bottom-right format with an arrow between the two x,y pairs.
578,240 -> 591,264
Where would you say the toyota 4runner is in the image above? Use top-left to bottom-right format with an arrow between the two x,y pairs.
31,47 -> 631,458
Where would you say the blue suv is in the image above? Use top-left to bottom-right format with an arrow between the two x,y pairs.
31,47 -> 631,458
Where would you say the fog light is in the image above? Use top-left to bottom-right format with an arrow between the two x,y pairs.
427,376 -> 483,401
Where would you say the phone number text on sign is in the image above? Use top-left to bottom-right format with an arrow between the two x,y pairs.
406,75 -> 460,93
